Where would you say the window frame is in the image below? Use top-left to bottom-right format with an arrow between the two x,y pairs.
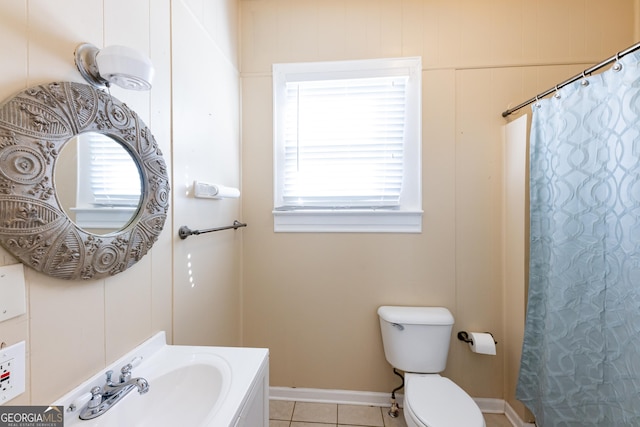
272,57 -> 423,233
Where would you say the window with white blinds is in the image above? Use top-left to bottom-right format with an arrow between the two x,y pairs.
79,133 -> 141,207
273,57 -> 423,232
280,76 -> 407,209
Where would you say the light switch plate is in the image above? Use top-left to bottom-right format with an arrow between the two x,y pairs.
0,264 -> 26,323
0,341 -> 26,404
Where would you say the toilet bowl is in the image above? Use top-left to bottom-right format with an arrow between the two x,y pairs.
377,306 -> 485,427
403,373 -> 484,427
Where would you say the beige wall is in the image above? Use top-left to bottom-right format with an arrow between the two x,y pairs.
171,0 -> 243,347
0,0 -> 636,417
239,0 -> 636,415
0,0 -> 240,405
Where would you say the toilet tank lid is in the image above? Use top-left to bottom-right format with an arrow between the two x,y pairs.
378,306 -> 454,325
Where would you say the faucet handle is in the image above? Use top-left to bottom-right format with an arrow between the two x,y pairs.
87,386 -> 102,409
119,363 -> 132,382
114,358 -> 143,383
105,370 -> 113,384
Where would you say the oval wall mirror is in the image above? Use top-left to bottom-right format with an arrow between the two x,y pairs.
0,81 -> 169,280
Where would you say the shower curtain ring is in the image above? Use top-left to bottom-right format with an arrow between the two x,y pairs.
554,85 -> 561,99
581,71 -> 590,86
613,53 -> 622,71
534,95 -> 541,108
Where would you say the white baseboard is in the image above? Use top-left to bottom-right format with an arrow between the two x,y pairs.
474,397 -> 506,413
270,386 -> 400,407
504,400 -> 537,427
269,387 -> 536,427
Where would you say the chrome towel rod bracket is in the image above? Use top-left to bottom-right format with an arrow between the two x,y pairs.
178,220 -> 247,240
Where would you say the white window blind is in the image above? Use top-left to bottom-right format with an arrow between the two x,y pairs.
82,133 -> 141,206
273,57 -> 422,233
280,76 -> 408,209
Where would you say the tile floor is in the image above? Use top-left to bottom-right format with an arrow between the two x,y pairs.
269,400 -> 514,427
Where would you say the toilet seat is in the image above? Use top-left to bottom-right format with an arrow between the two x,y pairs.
404,374 -> 485,427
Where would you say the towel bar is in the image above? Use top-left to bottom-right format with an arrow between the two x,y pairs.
178,220 -> 247,239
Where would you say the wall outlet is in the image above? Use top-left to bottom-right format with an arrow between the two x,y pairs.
0,341 -> 25,405
0,359 -> 14,393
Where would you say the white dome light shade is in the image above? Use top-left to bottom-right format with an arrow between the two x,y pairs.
96,45 -> 154,90
74,43 -> 154,91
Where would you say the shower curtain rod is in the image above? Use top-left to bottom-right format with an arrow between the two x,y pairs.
501,41 -> 640,118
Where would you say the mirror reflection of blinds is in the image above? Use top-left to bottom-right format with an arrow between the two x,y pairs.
87,133 -> 141,206
279,76 -> 408,209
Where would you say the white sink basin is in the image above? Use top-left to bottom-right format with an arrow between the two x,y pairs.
54,332 -> 269,427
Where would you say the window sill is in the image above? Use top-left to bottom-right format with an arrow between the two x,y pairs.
71,207 -> 138,230
273,209 -> 423,233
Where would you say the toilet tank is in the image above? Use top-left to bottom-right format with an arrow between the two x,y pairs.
378,306 -> 454,373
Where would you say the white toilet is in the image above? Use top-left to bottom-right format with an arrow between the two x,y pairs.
378,306 -> 485,427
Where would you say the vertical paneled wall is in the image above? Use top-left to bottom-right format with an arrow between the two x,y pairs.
239,0 -> 636,416
171,0 -> 243,347
0,0 -> 172,404
0,0 -> 241,405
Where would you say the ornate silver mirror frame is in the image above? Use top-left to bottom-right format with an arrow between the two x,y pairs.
0,81 -> 169,280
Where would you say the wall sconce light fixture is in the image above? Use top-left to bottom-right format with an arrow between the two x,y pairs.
74,43 -> 154,91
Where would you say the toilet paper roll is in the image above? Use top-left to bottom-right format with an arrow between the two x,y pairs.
468,332 -> 496,355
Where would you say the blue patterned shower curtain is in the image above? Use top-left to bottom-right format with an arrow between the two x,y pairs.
517,51 -> 640,426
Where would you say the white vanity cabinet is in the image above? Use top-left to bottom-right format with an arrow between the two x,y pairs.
53,332 -> 270,427
234,352 -> 269,426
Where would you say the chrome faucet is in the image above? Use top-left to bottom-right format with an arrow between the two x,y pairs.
102,364 -> 149,397
79,362 -> 149,420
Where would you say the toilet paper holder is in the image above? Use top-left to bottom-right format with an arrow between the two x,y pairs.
457,331 -> 497,345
